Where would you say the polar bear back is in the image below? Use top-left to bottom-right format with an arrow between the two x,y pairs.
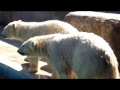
14,20 -> 79,41
18,20 -> 79,34
47,32 -> 118,78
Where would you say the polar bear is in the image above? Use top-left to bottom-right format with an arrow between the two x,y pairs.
17,32 -> 120,79
0,20 -> 79,76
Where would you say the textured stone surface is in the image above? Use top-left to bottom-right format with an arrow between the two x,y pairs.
64,11 -> 120,70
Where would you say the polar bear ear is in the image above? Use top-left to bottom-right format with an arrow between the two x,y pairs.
32,41 -> 35,47
32,41 -> 38,51
32,41 -> 37,50
13,23 -> 18,30
18,20 -> 22,22
13,22 -> 21,30
13,23 -> 16,29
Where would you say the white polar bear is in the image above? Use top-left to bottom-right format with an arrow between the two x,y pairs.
0,20 -> 79,77
17,32 -> 120,79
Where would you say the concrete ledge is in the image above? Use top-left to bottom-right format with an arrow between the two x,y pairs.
0,56 -> 52,79
64,11 -> 120,70
0,56 -> 33,79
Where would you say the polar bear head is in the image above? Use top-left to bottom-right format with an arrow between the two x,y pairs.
0,20 -> 22,39
17,34 -> 61,57
17,35 -> 46,57
17,39 -> 38,56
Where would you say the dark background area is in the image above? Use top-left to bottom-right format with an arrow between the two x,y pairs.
0,11 -> 120,26
0,11 -> 70,26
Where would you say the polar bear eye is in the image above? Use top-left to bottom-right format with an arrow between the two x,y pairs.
22,44 -> 26,48
22,45 -> 25,48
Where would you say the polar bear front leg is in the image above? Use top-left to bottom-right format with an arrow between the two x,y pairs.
50,65 -> 76,79
43,57 -> 60,79
51,68 -> 60,79
56,70 -> 77,79
27,56 -> 39,73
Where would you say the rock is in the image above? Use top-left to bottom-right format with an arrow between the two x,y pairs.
64,11 -> 120,70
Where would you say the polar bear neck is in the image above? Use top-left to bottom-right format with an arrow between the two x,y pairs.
33,34 -> 61,57
37,41 -> 48,57
15,26 -> 37,42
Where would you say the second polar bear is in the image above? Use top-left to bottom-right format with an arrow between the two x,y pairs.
0,20 -> 79,76
17,33 -> 119,79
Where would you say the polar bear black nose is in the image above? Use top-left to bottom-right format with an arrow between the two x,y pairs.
17,50 -> 25,55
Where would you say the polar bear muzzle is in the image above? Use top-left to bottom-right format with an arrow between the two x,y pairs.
0,32 -> 7,38
17,49 -> 26,56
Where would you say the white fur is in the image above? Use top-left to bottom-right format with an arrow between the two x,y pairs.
18,32 -> 120,79
1,20 -> 79,41
1,20 -> 79,73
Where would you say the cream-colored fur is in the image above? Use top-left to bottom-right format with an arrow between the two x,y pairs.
0,20 -> 79,76
17,32 -> 120,79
